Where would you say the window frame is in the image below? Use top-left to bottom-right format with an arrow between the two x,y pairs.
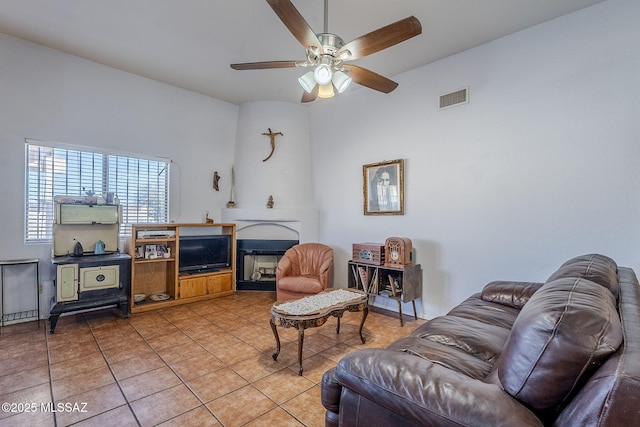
24,139 -> 170,243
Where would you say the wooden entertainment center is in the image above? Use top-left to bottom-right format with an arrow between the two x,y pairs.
129,223 -> 236,313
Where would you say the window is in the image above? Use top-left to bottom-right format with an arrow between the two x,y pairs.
25,140 -> 169,242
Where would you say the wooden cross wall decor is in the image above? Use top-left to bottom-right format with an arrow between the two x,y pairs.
262,128 -> 283,162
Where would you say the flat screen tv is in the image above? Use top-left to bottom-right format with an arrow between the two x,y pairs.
179,235 -> 231,274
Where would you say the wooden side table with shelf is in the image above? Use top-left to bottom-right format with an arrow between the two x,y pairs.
348,261 -> 422,326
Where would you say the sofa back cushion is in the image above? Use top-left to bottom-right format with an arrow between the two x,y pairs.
546,254 -> 619,299
495,277 -> 623,419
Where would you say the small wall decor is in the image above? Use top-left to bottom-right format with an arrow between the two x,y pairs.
213,171 -> 220,191
262,128 -> 283,162
267,195 -> 274,208
227,166 -> 236,207
363,159 -> 404,215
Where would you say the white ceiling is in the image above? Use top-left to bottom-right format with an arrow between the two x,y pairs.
0,0 -> 604,105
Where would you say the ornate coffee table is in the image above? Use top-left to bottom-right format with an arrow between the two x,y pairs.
270,288 -> 368,375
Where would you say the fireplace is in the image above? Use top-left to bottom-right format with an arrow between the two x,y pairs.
236,239 -> 298,291
221,208 -> 318,291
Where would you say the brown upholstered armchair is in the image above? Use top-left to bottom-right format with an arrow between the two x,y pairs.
276,243 -> 334,301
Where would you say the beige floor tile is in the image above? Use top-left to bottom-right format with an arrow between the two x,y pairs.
119,366 -> 182,402
130,384 -> 201,427
54,382 -> 127,426
245,407 -> 305,426
71,404 -> 138,427
109,353 -> 167,380
49,351 -> 108,381
186,367 -> 249,403
52,365 -> 115,400
169,352 -> 225,381
281,385 -> 326,427
206,385 -> 276,427
229,352 -> 287,383
253,369 -> 315,404
0,383 -> 51,421
0,365 -> 50,395
156,405 -> 222,426
0,290 -> 415,427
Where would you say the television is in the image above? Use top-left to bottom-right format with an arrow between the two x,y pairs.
179,235 -> 232,274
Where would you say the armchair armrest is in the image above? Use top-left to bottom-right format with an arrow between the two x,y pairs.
334,349 -> 543,427
276,256 -> 293,278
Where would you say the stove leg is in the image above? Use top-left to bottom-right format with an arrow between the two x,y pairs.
119,301 -> 129,318
49,314 -> 59,334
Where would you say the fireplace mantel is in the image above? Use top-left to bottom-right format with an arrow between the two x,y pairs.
220,208 -> 319,243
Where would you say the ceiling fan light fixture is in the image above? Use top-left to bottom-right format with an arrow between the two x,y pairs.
298,70 -> 316,93
313,63 -> 333,85
317,83 -> 335,99
332,70 -> 352,93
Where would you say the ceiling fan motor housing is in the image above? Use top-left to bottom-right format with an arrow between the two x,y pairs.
316,33 -> 344,55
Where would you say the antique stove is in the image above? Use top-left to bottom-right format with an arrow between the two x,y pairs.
50,201 -> 130,333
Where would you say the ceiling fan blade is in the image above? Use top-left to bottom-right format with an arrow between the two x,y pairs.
230,60 -> 299,70
337,16 -> 422,61
301,85 -> 319,103
343,65 -> 398,93
267,0 -> 323,54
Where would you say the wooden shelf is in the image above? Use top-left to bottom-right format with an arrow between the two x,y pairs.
348,261 -> 422,326
129,223 -> 236,313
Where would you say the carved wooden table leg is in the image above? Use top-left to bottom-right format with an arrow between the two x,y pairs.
358,306 -> 368,343
297,327 -> 305,375
336,316 -> 341,334
270,316 -> 281,361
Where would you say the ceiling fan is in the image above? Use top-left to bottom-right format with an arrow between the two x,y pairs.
230,0 -> 422,103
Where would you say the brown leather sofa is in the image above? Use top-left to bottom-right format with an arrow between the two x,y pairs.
321,254 -> 640,426
276,243 -> 334,301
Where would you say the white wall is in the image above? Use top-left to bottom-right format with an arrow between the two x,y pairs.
233,101 -> 312,208
2,0 -> 638,323
309,0 -> 640,319
0,34 -> 239,291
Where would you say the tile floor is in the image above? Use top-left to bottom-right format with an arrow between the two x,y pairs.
0,291 -> 425,426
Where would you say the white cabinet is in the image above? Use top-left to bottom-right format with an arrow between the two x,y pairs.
56,264 -> 78,302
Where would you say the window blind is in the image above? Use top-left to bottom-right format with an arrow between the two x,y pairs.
25,141 -> 169,242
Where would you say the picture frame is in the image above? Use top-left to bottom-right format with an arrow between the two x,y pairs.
145,244 -> 158,259
363,159 -> 404,215
135,246 -> 144,259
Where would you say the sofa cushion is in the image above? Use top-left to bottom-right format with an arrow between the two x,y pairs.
546,253 -> 619,298
481,281 -> 544,309
447,293 -> 521,329
496,277 -> 623,419
386,337 -> 494,380
411,316 -> 511,365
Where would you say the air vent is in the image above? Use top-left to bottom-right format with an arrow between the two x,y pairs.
439,87 -> 469,110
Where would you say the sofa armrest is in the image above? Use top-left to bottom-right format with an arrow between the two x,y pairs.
481,281 -> 543,309
335,349 -> 543,427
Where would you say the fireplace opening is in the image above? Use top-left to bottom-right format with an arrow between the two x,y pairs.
236,240 -> 298,291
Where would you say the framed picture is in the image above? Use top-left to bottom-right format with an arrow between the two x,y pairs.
135,246 -> 144,259
363,159 -> 404,215
145,244 -> 158,259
